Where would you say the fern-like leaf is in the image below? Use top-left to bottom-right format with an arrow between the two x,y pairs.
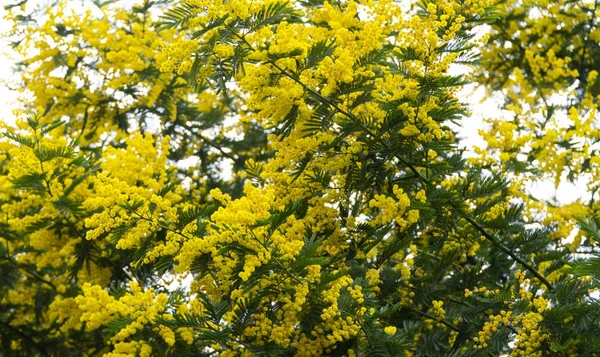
156,2 -> 199,30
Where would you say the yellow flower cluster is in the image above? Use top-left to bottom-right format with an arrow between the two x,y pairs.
440,231 -> 482,262
176,182 -> 279,281
9,2 -> 194,145
473,269 -> 553,354
384,326 -> 397,335
369,185 -> 419,228
83,134 -> 181,257
51,282 -> 170,352
475,310 -> 512,349
429,300 -> 445,319
509,311 -> 548,357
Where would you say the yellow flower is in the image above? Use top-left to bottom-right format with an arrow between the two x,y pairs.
384,326 -> 397,335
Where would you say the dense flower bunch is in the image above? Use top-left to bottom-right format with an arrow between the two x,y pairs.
2,0 -> 600,356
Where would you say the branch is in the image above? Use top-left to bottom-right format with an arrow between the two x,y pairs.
265,57 -> 556,292
458,213 -> 554,290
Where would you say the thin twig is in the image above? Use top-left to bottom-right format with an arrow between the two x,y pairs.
268,62 -> 556,292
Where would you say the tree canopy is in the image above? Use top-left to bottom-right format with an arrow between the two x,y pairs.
1,0 -> 600,356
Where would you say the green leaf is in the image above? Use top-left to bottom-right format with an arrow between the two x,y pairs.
157,182 -> 178,197
35,146 -> 76,162
176,204 -> 216,230
156,2 -> 199,30
249,1 -> 298,31
4,0 -> 26,10
103,317 -> 133,335
40,120 -> 66,136
191,15 -> 229,39
53,196 -> 82,217
11,173 -> 46,191
3,132 -> 36,148
108,225 -> 130,245
301,39 -> 337,71
245,159 -> 265,186
577,217 -> 600,242
266,48 -> 304,62
564,257 -> 600,279
120,200 -> 145,211
290,152 -> 313,183
153,255 -> 174,276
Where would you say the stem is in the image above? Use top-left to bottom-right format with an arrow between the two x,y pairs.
459,214 -> 554,290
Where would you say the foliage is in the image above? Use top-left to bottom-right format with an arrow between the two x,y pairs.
1,0 -> 600,356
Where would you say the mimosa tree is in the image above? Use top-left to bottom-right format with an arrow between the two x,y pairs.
1,0 -> 600,356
